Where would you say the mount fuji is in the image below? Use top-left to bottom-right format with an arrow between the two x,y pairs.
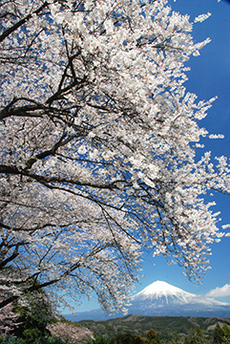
65,281 -> 230,321
129,281 -> 230,317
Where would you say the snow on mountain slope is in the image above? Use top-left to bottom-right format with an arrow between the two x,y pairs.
132,280 -> 196,304
129,280 -> 230,317
64,281 -> 230,321
131,280 -> 228,306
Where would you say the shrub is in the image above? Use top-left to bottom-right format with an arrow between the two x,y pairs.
48,320 -> 95,343
0,337 -> 23,344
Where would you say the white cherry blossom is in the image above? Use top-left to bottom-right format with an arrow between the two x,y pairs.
0,0 -> 229,314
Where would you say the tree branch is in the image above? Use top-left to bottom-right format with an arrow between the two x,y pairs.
0,2 -> 48,43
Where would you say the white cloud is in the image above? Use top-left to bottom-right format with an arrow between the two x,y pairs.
206,284 -> 230,298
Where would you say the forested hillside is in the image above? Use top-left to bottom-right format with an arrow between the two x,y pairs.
79,314 -> 230,343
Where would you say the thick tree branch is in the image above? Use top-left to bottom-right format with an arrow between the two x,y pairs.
0,2 -> 48,43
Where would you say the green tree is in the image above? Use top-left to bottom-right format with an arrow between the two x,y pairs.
212,322 -> 230,344
13,289 -> 54,343
183,336 -> 190,344
212,323 -> 225,344
168,334 -> 180,344
146,329 -> 162,344
0,338 -> 23,344
222,323 -> 230,343
91,337 -> 112,344
168,339 -> 177,344
114,333 -> 148,344
189,327 -> 207,344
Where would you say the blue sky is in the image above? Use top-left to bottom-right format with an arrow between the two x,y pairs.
63,0 -> 230,314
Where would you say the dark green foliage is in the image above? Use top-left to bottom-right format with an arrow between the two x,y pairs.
32,336 -> 64,344
184,338 -> 190,344
90,337 -> 113,344
0,338 -> 23,344
87,329 -> 163,344
167,339 -> 178,344
113,333 -> 149,344
183,327 -> 207,344
212,323 -> 223,344
0,336 -> 64,344
222,323 -> 230,339
146,329 -> 162,344
13,308 -> 51,343
191,327 -> 207,344
13,288 -> 53,343
212,322 -> 230,344
167,334 -> 180,344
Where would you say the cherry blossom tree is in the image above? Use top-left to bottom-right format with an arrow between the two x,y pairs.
48,320 -> 95,343
0,0 -> 229,313
0,301 -> 21,337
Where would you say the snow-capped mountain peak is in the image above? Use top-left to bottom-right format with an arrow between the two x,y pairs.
129,280 -> 230,317
133,280 -> 195,298
132,280 -> 196,304
64,280 -> 230,321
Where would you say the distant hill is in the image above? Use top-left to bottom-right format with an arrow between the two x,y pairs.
78,314 -> 230,343
64,281 -> 230,321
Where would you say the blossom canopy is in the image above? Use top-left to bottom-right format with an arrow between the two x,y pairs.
0,0 -> 229,313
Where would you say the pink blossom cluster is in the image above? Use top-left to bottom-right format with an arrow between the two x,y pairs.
0,301 -> 20,337
48,321 -> 95,343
